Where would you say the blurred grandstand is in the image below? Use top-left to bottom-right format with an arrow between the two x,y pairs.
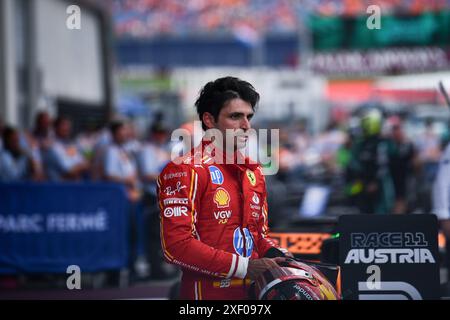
111,0 -> 450,38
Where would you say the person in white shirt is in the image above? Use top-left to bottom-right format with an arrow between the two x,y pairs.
45,117 -> 89,181
432,141 -> 450,288
138,123 -> 177,279
0,127 -> 37,182
103,120 -> 147,279
103,121 -> 141,202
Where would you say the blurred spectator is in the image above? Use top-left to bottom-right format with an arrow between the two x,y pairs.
45,116 -> 90,182
90,125 -> 113,181
277,129 -> 299,180
314,121 -> 346,173
76,122 -> 101,162
387,116 -> 417,214
348,108 -> 396,214
415,119 -> 441,182
124,122 -> 142,158
103,120 -> 148,280
290,119 -> 311,168
0,127 -> 39,182
138,122 -> 176,279
139,122 -> 170,198
432,139 -> 450,288
103,120 -> 141,202
31,111 -> 54,150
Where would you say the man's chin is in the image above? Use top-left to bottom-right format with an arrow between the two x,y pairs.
236,138 -> 248,150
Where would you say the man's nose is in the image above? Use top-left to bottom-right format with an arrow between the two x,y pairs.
241,117 -> 251,131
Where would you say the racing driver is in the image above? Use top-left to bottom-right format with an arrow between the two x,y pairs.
157,77 -> 289,300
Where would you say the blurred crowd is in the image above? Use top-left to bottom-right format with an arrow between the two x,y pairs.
270,106 -> 448,220
111,0 -> 450,38
0,112 -> 178,282
1,107 -> 448,216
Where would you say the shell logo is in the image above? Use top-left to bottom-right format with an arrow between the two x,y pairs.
214,188 -> 230,208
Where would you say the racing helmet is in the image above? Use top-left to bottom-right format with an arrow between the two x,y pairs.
360,108 -> 383,136
254,259 -> 340,300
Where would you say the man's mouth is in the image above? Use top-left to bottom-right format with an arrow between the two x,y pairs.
237,135 -> 248,142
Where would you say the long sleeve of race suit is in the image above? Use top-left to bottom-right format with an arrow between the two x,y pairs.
157,163 -> 248,279
257,190 -> 286,257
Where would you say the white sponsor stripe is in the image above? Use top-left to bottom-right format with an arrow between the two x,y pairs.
226,255 -> 237,279
194,281 -> 199,300
192,172 -> 198,202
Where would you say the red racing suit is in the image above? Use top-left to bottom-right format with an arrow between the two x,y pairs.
157,140 -> 280,300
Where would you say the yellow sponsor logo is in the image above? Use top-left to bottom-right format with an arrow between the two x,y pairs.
246,170 -> 256,186
319,284 -> 338,300
214,188 -> 230,208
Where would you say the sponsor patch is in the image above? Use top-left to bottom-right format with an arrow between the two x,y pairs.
164,181 -> 187,196
252,192 -> 260,204
163,172 -> 188,180
214,188 -> 230,208
209,166 -> 224,185
219,279 -> 231,288
233,227 -> 254,257
214,210 -> 232,220
163,198 -> 188,205
251,212 -> 260,219
246,170 -> 256,186
163,206 -> 188,218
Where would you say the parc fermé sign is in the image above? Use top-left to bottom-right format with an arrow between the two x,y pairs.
338,214 -> 440,300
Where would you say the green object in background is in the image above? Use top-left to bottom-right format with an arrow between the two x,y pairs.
308,15 -> 345,51
377,13 -> 438,46
119,75 -> 172,92
361,109 -> 382,137
348,180 -> 363,195
309,11 -> 450,51
336,147 -> 351,169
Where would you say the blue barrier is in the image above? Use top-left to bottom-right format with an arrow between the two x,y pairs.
0,183 -> 130,274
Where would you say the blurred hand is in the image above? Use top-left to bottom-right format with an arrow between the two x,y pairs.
246,257 -> 287,280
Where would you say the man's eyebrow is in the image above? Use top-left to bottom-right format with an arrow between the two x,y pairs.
230,112 -> 254,117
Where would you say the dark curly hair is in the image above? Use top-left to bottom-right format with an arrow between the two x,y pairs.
195,77 -> 260,131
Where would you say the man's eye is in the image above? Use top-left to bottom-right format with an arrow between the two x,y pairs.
231,114 -> 240,119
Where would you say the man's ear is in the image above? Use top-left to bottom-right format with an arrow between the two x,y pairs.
202,112 -> 216,129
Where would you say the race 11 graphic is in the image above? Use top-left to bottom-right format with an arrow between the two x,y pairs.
338,215 -> 440,300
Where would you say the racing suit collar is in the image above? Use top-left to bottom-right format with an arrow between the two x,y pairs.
201,139 -> 259,170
